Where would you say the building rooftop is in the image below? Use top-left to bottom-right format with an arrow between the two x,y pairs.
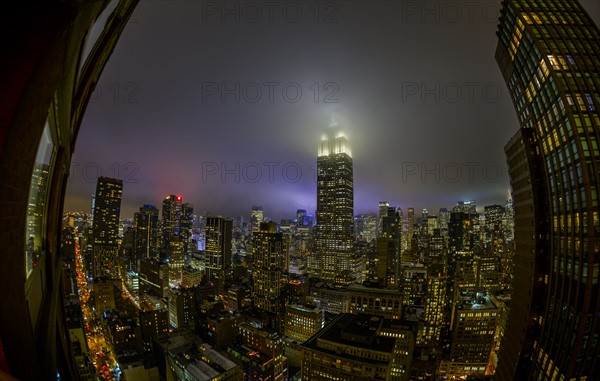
347,284 -> 404,295
227,343 -> 275,367
168,341 -> 237,380
456,290 -> 498,311
303,313 -> 396,363
287,304 -> 322,314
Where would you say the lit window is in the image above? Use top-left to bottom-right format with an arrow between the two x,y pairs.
585,94 -> 596,111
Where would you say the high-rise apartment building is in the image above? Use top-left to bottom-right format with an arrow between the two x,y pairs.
168,240 -> 185,284
204,216 -> 233,286
180,202 -> 194,254
91,176 -> 123,278
161,194 -> 182,250
484,204 -> 505,251
421,263 -> 447,346
133,204 -> 159,261
252,221 -> 289,313
496,1 -> 600,379
377,204 -> 402,288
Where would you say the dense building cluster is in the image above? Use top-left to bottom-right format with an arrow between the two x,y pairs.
60,117 -> 519,381
36,1 -> 599,379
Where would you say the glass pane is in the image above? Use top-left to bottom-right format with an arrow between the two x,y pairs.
79,0 -> 119,73
25,121 -> 54,277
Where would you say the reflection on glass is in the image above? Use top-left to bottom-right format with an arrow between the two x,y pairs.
25,121 -> 53,277
79,0 -> 119,73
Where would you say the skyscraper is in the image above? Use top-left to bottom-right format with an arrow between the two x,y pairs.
355,213 -> 378,243
133,204 -> 159,261
438,207 -> 449,237
448,212 -> 472,302
483,204 -> 505,252
204,216 -> 233,286
250,205 -> 264,235
448,212 -> 472,254
314,118 -> 354,282
439,289 -> 500,378
495,1 -> 600,379
296,209 -> 308,227
162,195 -> 194,263
252,221 -> 289,313
180,202 -> 194,254
161,194 -> 182,250
407,207 -> 415,253
422,263 -> 446,346
91,176 -> 123,278
377,204 -> 402,288
168,240 -> 185,284
453,200 -> 476,215
379,201 -> 390,237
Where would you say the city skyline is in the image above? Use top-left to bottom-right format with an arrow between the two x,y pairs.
64,115 -> 515,223
60,1 -> 600,220
4,1 -> 600,379
64,118 -> 515,222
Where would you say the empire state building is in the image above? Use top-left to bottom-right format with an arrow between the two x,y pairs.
313,117 -> 355,283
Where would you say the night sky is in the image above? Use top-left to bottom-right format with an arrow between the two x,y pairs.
64,0 -> 600,221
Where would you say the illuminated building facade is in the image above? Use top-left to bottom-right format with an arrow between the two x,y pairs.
484,204 -> 506,252
421,263 -> 446,346
139,258 -> 170,298
92,278 -> 115,316
250,206 -> 264,235
140,309 -> 169,352
181,266 -> 202,288
440,289 -> 500,379
204,216 -> 233,285
169,240 -> 185,284
133,204 -> 160,261
495,0 -> 600,379
284,304 -> 325,342
236,322 -> 288,381
301,313 -> 413,381
349,285 -> 403,319
314,118 -> 355,282
168,288 -> 195,329
378,204 -> 403,288
162,194 -> 182,250
252,221 -> 289,313
2,0 -> 599,378
91,176 -> 123,278
355,213 -> 378,243
406,208 -> 415,254
180,202 -> 194,254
